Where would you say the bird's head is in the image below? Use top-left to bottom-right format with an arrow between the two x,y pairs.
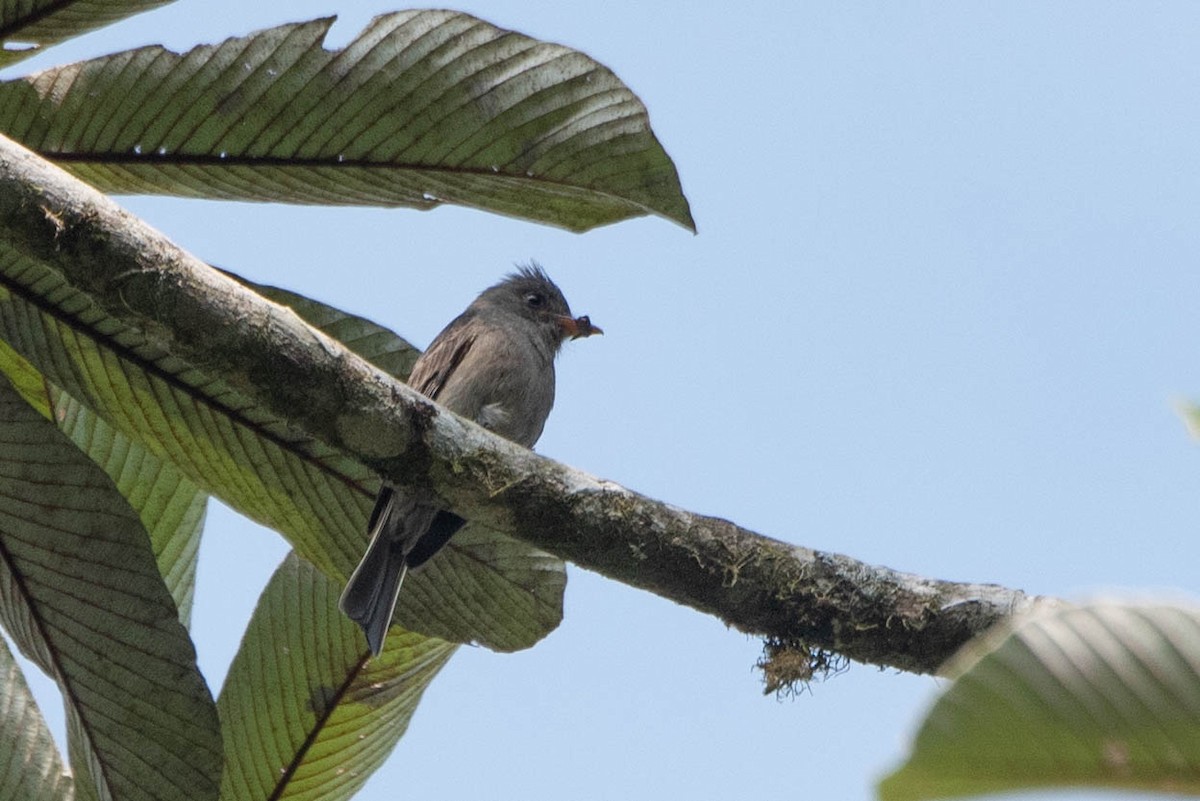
480,263 -> 603,345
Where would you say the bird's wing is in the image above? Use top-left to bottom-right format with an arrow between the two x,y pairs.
407,312 -> 478,402
404,510 -> 467,568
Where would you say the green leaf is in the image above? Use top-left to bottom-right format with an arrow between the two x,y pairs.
64,705 -> 100,801
52,389 -> 205,624
0,634 -> 73,801
879,601 -> 1200,801
0,374 -> 221,801
1178,398 -> 1200,441
0,0 -> 175,68
0,303 -> 205,624
396,521 -> 567,648
0,11 -> 694,232
0,245 -> 567,651
218,551 -> 455,801
0,328 -> 50,418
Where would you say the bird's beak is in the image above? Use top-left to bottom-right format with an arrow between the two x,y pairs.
557,314 -> 604,340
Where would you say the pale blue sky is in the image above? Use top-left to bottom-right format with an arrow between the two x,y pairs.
6,3 -> 1200,800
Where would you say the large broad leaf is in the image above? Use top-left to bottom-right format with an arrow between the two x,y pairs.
53,390 -> 206,624
0,318 -> 205,624
0,1 -> 175,68
0,248 -> 568,651
218,551 -> 455,801
1180,399 -> 1200,440
879,601 -> 1200,801
0,374 -> 221,801
0,330 -> 50,417
0,11 -> 695,232
0,634 -> 73,801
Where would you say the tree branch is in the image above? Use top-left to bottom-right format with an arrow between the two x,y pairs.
0,133 -> 1043,676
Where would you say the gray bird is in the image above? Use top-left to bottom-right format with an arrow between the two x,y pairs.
339,264 -> 602,655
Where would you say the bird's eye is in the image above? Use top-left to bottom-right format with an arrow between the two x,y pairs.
524,292 -> 545,308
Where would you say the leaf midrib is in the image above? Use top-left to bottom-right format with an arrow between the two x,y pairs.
266,650 -> 371,801
44,149 -> 637,186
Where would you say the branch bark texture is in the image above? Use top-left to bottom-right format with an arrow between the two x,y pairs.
0,133 -> 1042,675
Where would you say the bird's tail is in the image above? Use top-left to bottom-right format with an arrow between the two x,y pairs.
339,505 -> 410,657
